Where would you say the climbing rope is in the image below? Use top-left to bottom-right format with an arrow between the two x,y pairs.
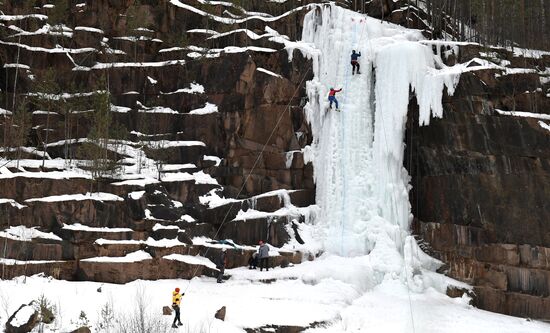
337,17 -> 359,256
11,35 -> 22,113
331,13 -> 417,331
346,9 -> 417,330
183,66 -> 312,294
1,204 -> 7,280
338,14 -> 369,256
340,14 -> 363,255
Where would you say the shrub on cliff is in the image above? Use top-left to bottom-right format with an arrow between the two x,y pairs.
47,0 -> 71,26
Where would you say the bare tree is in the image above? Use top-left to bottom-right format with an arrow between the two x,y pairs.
114,284 -> 171,333
420,0 -> 549,50
11,99 -> 31,168
31,69 -> 60,168
78,77 -> 114,189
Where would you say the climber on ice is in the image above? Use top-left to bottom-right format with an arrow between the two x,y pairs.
351,50 -> 361,75
328,87 -> 342,111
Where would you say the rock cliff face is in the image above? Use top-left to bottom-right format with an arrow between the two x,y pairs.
406,45 -> 550,319
0,0 -> 315,283
1,0 -> 549,322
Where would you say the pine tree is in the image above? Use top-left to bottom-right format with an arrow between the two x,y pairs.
78,78 -> 112,184
60,82 -> 89,166
31,69 -> 61,168
126,0 -> 151,35
78,76 -> 127,190
149,139 -> 168,181
48,0 -> 70,27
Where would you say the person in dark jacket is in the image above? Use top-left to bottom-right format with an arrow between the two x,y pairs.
328,87 -> 342,110
351,50 -> 361,75
248,252 -> 258,269
258,240 -> 270,271
171,287 -> 183,328
216,248 -> 227,283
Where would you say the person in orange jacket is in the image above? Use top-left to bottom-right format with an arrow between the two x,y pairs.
171,287 -> 183,328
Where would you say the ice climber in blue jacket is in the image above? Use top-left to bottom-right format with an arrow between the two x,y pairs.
351,50 -> 361,75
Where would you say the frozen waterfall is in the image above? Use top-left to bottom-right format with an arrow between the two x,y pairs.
301,4 -> 459,290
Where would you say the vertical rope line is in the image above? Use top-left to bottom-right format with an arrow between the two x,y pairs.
338,18 -> 358,256
1,205 -> 8,279
4,68 -> 9,156
11,35 -> 22,113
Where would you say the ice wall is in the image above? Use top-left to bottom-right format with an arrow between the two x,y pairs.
301,4 -> 458,285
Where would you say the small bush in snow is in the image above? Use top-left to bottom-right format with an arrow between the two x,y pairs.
0,290 -> 11,322
75,310 -> 90,328
33,294 -> 57,333
113,285 -> 170,333
36,294 -> 56,324
96,301 -> 115,332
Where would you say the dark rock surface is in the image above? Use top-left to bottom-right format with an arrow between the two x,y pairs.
245,321 -> 328,333
0,0 -> 315,284
406,46 -> 550,319
162,306 -> 172,316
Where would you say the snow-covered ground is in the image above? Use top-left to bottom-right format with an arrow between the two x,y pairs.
0,259 -> 548,332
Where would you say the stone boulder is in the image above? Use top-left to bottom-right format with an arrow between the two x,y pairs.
214,306 -> 226,321
70,327 -> 91,333
162,306 -> 172,315
5,302 -> 39,333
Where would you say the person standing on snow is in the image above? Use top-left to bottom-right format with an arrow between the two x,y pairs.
248,252 -> 258,269
171,287 -> 184,328
328,87 -> 342,111
216,248 -> 227,283
258,240 -> 270,271
351,50 -> 361,75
